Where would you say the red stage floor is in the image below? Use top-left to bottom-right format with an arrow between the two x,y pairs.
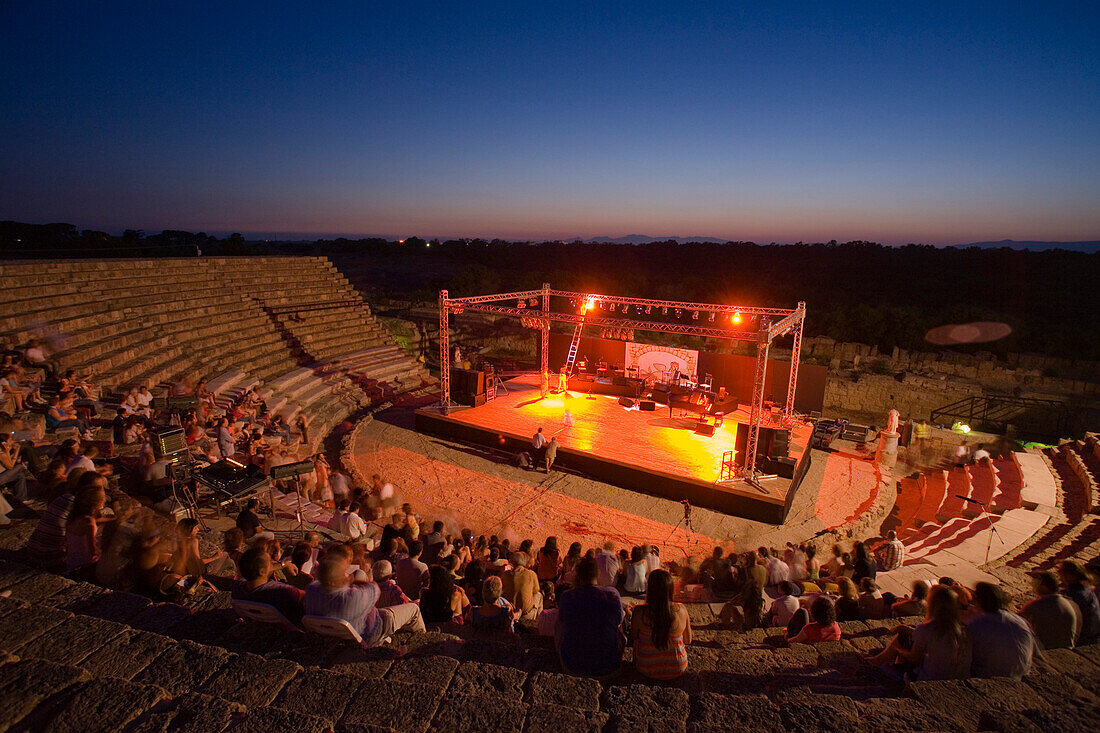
420,375 -> 809,516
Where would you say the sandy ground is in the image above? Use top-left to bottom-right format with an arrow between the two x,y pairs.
347,406 -> 880,560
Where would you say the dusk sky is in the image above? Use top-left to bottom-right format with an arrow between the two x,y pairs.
2,3 -> 1098,245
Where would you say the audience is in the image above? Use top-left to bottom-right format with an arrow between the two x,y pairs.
471,575 -> 516,633
891,580 -> 930,618
1059,560 -> 1100,645
788,596 -> 842,644
232,547 -> 306,624
867,585 -> 972,681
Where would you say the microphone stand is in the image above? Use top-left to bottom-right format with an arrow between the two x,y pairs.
976,499 -> 1003,565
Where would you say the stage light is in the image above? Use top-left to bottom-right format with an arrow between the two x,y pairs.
674,309 -> 682,318
622,305 -> 629,314
517,300 -> 525,309
645,306 -> 652,315
708,312 -> 715,322
569,299 -> 576,308
732,311 -> 742,324
692,310 -> 699,320
585,297 -> 595,311
529,298 -> 539,307
635,306 -> 643,315
662,307 -> 668,316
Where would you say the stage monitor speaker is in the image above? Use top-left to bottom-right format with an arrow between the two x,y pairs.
695,422 -> 716,437
618,397 -> 635,408
469,370 -> 486,395
639,400 -> 656,412
152,426 -> 187,459
771,429 -> 790,458
763,456 -> 796,478
653,382 -> 670,393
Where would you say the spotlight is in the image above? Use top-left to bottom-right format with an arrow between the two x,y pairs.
585,297 -> 595,311
635,306 -> 643,315
692,311 -> 699,320
569,299 -> 577,308
708,312 -> 715,322
645,306 -> 652,315
622,305 -> 629,314
662,307 -> 668,316
529,298 -> 538,307
674,309 -> 682,318
732,311 -> 741,324
517,300 -> 525,309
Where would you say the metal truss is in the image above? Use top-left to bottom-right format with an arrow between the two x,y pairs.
437,286 -> 807,480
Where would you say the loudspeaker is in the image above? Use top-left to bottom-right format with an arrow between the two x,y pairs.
763,456 -> 796,478
270,459 -> 316,480
653,382 -> 670,393
639,400 -> 656,412
771,429 -> 790,458
694,422 -> 716,437
468,370 -> 485,395
618,397 -> 636,408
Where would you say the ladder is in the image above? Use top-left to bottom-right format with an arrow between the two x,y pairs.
564,322 -> 584,375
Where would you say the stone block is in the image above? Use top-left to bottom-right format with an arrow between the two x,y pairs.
71,589 -> 152,623
270,630 -> 349,667
38,580 -> 108,611
40,677 -> 166,733
134,638 -> 233,695
0,658 -> 90,730
430,693 -> 526,733
1022,670 -> 1099,707
5,571 -> 73,603
457,638 -> 526,668
199,652 -> 301,708
0,594 -> 28,618
339,679 -> 444,732
854,696 -> 961,733
1036,647 -> 1098,676
907,678 -> 986,730
328,644 -> 395,680
17,613 -> 127,666
166,607 -> 240,644
274,667 -> 363,720
0,561 -> 38,590
128,602 -> 193,635
603,684 -> 689,729
213,617 -> 295,655
524,703 -> 608,733
79,628 -> 176,680
231,706 -> 333,733
447,660 -> 527,700
524,670 -> 602,710
978,709 -> 1044,733
1020,704 -> 1100,733
776,686 -> 859,732
689,693 -> 782,732
2,603 -> 71,650
126,691 -> 245,733
386,654 -> 458,689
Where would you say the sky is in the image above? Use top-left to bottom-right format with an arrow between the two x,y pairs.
1,2 -> 1098,245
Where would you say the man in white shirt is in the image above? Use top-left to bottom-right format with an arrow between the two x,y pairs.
136,386 -> 154,414
644,545 -> 661,574
532,427 -> 545,450
343,502 -> 367,539
67,445 -> 98,476
595,542 -> 620,587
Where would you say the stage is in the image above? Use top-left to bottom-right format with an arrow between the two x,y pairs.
415,375 -> 812,523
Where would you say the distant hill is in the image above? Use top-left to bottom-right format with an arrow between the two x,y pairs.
950,239 -> 1100,253
580,234 -> 728,244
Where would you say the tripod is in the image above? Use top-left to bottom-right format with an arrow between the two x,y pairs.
663,499 -> 696,557
977,499 -> 1004,565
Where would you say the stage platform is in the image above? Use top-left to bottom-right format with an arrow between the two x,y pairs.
415,375 -> 812,523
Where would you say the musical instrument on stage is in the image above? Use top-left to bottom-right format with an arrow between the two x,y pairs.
667,384 -> 715,416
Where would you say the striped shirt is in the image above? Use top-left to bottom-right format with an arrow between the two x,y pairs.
878,539 -> 906,571
304,581 -> 382,641
634,630 -> 688,680
27,493 -> 74,570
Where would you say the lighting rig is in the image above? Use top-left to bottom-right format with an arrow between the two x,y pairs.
438,284 -> 806,480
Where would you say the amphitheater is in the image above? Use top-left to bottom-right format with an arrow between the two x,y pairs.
0,255 -> 1096,732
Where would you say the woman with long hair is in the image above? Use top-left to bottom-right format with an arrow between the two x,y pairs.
867,584 -> 971,680
536,536 -> 561,583
631,569 -> 691,679
560,541 -> 583,586
835,576 -> 862,621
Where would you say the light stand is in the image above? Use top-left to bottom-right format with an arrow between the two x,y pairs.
977,499 -> 1004,565
662,499 -> 695,558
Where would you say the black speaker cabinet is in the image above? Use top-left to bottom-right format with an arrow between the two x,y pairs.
762,456 -> 796,478
639,400 -> 656,412
618,397 -> 636,408
695,422 -> 716,437
771,429 -> 790,458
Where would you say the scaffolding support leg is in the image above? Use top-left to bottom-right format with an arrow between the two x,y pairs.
540,282 -> 550,398
743,320 -> 770,481
784,303 -> 805,421
439,289 -> 450,413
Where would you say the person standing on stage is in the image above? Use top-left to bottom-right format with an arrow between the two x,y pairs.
544,437 -> 558,473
